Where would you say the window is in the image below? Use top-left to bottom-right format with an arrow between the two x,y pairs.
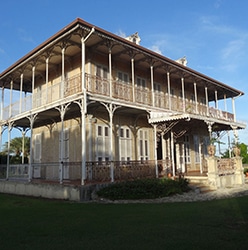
34,134 -> 41,163
118,71 -> 129,84
96,125 -> 110,162
59,128 -> 69,162
136,77 -> 146,88
119,127 -> 132,162
139,130 -> 149,161
154,82 -> 161,92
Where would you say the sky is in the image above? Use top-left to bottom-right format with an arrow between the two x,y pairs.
0,0 -> 248,148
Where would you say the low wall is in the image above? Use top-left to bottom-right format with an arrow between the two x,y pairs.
0,180 -> 109,201
207,156 -> 245,188
0,181 -> 81,201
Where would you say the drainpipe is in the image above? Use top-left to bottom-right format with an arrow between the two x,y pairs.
81,27 -> 95,186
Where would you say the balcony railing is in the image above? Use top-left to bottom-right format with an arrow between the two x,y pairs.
2,73 -> 234,122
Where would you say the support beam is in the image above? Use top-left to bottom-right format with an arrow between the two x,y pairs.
131,58 -> 135,102
19,74 -> 23,113
194,82 -> 198,113
205,87 -> 209,115
150,65 -> 154,107
181,77 -> 185,112
28,114 -> 38,182
9,80 -> 13,117
167,72 -> 171,110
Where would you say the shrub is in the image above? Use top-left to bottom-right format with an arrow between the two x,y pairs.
97,178 -> 190,200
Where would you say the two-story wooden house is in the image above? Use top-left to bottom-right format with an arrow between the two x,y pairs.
0,18 -> 246,185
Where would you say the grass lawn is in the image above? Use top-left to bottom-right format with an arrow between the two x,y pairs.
0,193 -> 248,250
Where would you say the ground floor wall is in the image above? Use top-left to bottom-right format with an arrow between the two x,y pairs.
0,181 -> 80,201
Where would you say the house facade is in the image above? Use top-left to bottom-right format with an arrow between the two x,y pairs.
0,18 -> 246,186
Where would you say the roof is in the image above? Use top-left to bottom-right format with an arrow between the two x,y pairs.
0,18 -> 244,98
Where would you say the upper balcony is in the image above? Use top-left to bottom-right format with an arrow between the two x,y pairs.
1,72 -> 236,124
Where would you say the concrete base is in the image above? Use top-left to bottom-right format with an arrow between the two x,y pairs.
0,180 -> 80,201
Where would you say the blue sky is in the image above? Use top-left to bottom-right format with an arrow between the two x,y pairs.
0,0 -> 248,147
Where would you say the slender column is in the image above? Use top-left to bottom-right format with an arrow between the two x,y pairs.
153,124 -> 158,178
181,77 -> 185,112
205,87 -> 209,115
28,114 -> 37,182
182,143 -> 185,173
9,80 -> 13,117
6,123 -> 13,180
61,48 -> 65,99
215,90 -> 218,109
224,94 -> 227,119
109,104 -> 114,182
232,97 -> 236,122
109,48 -> 112,98
131,58 -> 135,102
194,82 -> 198,113
80,28 -> 95,185
199,141 -> 202,174
32,66 -> 35,108
19,74 -> 23,113
21,129 -> 25,164
55,104 -> 70,184
167,72 -> 171,110
81,38 -> 87,185
150,66 -> 154,107
170,131 -> 175,177
46,57 -> 49,103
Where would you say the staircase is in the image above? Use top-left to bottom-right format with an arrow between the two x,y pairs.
187,176 -> 217,194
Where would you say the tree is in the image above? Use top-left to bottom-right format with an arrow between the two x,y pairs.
221,142 -> 248,164
2,137 -> 30,157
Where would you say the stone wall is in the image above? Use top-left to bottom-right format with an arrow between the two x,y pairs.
206,156 -> 245,188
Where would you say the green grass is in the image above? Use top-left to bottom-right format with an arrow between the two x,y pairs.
0,193 -> 248,250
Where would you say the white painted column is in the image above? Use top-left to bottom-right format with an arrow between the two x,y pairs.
194,82 -> 198,113
215,90 -> 218,109
19,74 -> 23,113
181,77 -> 185,112
80,28 -> 95,185
153,124 -> 158,178
61,48 -> 65,99
131,58 -> 135,102
182,143 -> 185,173
224,94 -> 227,119
28,114 -> 37,182
150,65 -> 154,107
199,142 -> 203,174
232,97 -> 237,122
32,66 -> 35,108
171,131 -> 175,177
109,48 -> 112,98
6,123 -> 12,180
205,87 -> 209,115
81,37 -> 87,185
9,80 -> 13,118
109,104 -> 114,182
167,72 -> 171,110
46,57 -> 49,103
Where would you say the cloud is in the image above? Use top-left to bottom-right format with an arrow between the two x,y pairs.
214,0 -> 223,9
0,48 -> 5,54
116,29 -> 126,38
149,45 -> 162,55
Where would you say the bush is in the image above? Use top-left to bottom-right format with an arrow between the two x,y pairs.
97,178 -> 190,200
